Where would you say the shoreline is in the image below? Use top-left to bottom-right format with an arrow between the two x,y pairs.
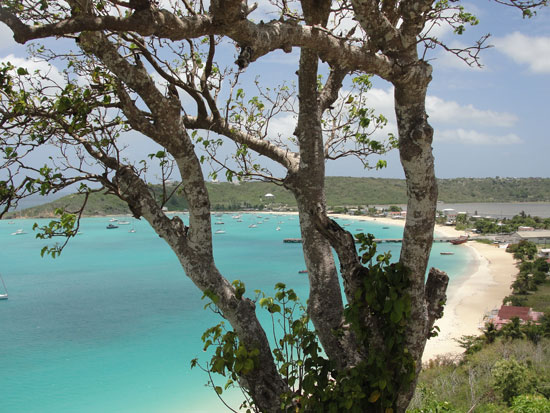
266,211 -> 518,361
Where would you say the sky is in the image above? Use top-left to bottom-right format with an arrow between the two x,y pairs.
0,1 -> 549,181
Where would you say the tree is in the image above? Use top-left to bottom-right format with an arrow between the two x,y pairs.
492,357 -> 536,405
1,1 -> 546,411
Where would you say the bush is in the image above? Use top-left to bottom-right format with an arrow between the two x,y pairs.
407,387 -> 459,412
492,357 -> 537,405
511,394 -> 550,412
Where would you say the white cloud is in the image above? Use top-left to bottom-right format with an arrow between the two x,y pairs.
355,87 -> 517,130
268,113 -> 297,140
434,129 -> 523,145
0,54 -> 65,87
358,87 -> 522,147
0,23 -> 16,50
365,87 -> 395,116
493,32 -> 550,74
426,96 -> 518,127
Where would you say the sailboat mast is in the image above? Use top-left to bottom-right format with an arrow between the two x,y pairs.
0,273 -> 8,295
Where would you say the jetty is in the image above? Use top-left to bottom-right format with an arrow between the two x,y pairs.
284,237 -> 463,244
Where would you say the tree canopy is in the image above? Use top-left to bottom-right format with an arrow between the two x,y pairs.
1,0 -> 547,411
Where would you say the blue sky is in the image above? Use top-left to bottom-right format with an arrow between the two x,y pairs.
1,1 -> 549,181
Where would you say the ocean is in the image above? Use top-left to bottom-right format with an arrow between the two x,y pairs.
0,214 -> 473,412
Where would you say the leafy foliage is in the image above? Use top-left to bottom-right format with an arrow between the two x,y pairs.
492,357 -> 537,405
195,235 -> 415,412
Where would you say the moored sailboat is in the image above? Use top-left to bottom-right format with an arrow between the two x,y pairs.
0,274 -> 8,300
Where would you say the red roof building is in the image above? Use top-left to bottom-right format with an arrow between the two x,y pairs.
492,305 -> 544,329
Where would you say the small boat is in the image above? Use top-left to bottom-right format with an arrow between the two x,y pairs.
449,235 -> 469,245
129,229 -> 136,233
248,224 -> 257,228
298,270 -> 308,274
0,274 -> 8,300
236,219 -> 243,223
118,220 -> 130,225
214,221 -> 224,225
215,230 -> 226,234
11,229 -> 26,235
440,252 -> 454,256
276,226 -> 281,231
106,224 -> 119,229
382,227 -> 389,229
109,218 -> 118,222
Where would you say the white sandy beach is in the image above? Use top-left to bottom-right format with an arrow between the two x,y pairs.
265,211 -> 518,361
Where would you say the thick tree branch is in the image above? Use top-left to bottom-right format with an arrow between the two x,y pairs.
425,267 -> 449,334
0,7 -> 396,80
183,115 -> 299,172
319,67 -> 348,111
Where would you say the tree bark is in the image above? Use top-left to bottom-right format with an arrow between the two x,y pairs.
392,59 -> 445,410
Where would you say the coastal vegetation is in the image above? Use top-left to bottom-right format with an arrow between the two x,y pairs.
7,177 -> 550,218
452,212 -> 550,234
411,241 -> 550,412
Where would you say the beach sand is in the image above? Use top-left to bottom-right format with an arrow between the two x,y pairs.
422,238 -> 516,360
265,211 -> 518,361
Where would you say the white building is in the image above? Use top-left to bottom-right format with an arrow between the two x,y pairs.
511,230 -> 550,245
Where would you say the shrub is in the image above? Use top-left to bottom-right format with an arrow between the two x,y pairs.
492,357 -> 537,405
511,394 -> 550,413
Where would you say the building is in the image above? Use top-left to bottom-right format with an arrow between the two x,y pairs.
441,208 -> 457,224
510,230 -> 550,245
491,305 -> 544,329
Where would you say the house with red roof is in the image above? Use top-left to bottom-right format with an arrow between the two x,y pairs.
492,305 -> 544,329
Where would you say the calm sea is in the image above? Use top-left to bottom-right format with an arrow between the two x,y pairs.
0,215 -> 473,412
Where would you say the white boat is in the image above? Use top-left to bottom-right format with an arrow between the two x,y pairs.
215,230 -> 226,234
248,224 -> 257,228
109,218 -> 118,222
11,229 -> 26,235
276,226 -> 281,231
0,274 -> 8,300
118,220 -> 130,225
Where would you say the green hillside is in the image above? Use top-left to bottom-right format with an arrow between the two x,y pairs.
7,177 -> 550,218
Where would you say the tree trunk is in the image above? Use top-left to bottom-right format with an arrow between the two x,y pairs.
393,60 -> 445,410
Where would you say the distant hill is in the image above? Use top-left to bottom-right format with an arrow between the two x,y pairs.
7,177 -> 550,218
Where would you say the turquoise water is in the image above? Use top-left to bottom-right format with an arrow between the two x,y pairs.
0,215 -> 473,412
